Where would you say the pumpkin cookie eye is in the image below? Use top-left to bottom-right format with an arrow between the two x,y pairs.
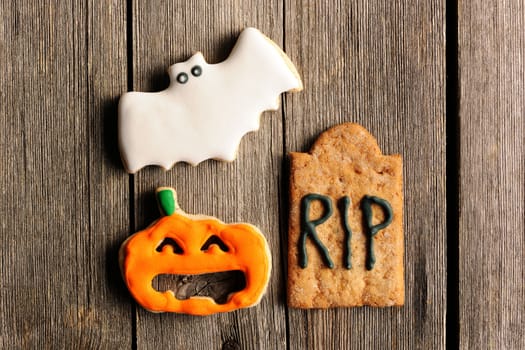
200,235 -> 229,252
156,237 -> 184,254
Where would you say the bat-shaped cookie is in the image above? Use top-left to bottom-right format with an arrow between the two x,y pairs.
119,27 -> 303,173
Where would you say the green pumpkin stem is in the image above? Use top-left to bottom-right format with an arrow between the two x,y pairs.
156,187 -> 178,216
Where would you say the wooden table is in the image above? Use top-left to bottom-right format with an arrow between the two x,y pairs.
1,1 -> 523,349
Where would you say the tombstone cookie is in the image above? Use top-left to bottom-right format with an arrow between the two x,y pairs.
119,27 -> 303,173
119,187 -> 272,315
287,123 -> 404,308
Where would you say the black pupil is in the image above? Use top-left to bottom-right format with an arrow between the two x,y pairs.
191,65 -> 202,77
176,72 -> 188,84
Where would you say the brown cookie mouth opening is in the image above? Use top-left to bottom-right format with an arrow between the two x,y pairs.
152,270 -> 247,304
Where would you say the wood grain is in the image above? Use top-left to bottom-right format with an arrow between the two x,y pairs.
284,1 -> 447,349
2,0 -> 524,348
0,1 -> 131,348
131,1 -> 288,349
458,1 -> 525,349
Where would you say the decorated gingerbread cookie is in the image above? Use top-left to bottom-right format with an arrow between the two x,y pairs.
119,27 -> 303,173
119,187 -> 272,315
287,123 -> 404,308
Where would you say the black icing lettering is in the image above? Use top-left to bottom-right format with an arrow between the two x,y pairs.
339,196 -> 353,269
361,195 -> 393,270
299,194 -> 334,269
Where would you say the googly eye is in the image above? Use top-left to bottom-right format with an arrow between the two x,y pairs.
191,65 -> 202,77
176,72 -> 188,84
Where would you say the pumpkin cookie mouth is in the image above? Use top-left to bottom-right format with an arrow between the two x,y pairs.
152,270 -> 247,304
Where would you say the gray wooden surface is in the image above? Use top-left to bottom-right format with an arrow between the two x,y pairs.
458,1 -> 525,349
0,1 -> 522,349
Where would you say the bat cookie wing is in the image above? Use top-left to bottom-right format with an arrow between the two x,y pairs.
118,28 -> 302,173
221,27 -> 303,112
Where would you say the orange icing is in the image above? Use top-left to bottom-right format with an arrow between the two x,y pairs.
121,212 -> 271,315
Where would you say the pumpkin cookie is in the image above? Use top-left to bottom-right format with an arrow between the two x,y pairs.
119,187 -> 271,315
287,123 -> 404,308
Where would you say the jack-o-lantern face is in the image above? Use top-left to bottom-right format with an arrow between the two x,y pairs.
119,187 -> 271,315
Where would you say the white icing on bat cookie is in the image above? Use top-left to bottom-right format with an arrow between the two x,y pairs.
119,27 -> 303,173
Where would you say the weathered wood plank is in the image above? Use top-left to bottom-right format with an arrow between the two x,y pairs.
458,1 -> 525,349
131,1 -> 287,349
0,1 -> 131,348
284,1 -> 446,349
